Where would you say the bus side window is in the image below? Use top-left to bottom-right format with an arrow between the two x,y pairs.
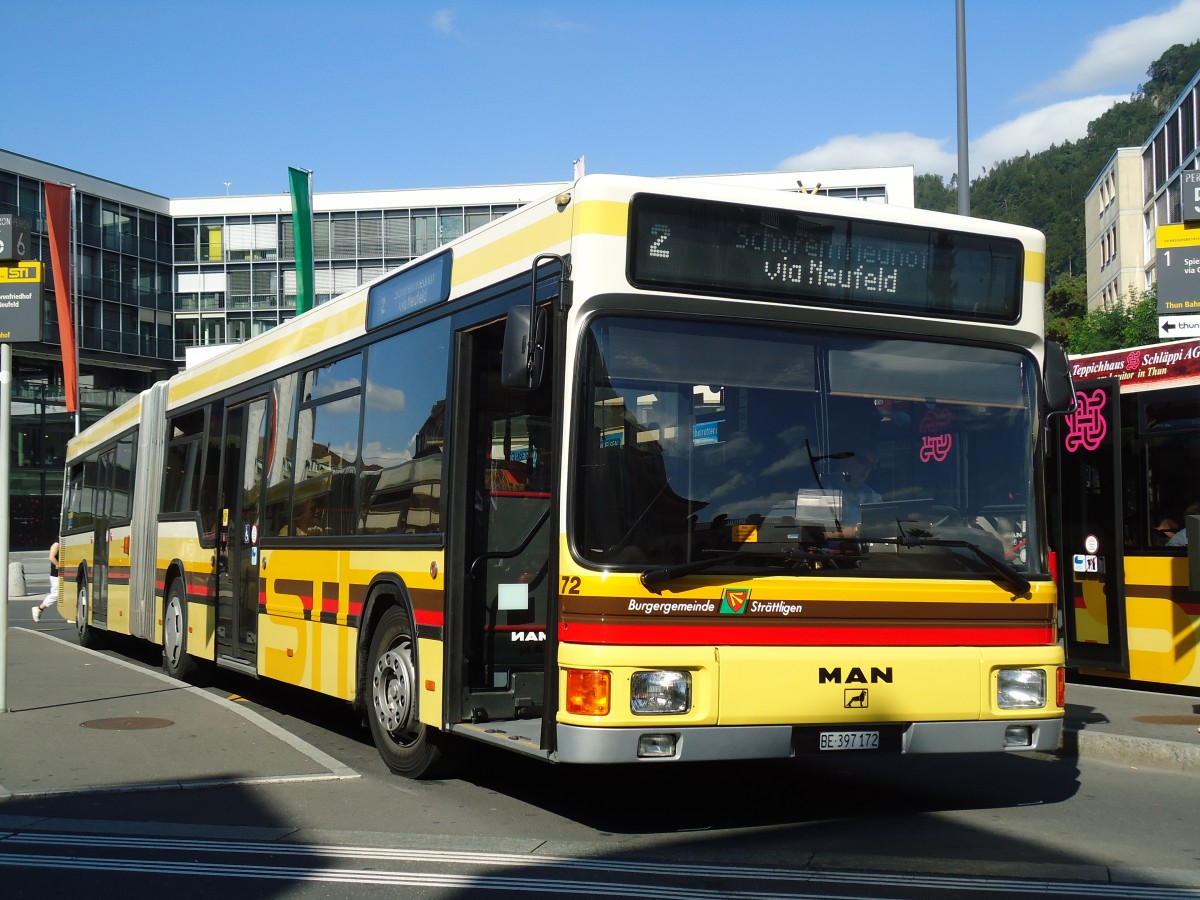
1143,428 -> 1200,551
193,402 -> 225,540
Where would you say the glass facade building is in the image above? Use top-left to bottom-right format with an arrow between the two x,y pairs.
0,147 -> 913,548
167,193 -> 525,358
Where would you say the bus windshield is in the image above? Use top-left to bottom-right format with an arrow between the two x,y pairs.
573,316 -> 1041,579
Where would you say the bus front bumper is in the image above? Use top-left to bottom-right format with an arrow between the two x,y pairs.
554,717 -> 1063,764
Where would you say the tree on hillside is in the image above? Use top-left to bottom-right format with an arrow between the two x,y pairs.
1142,43 -> 1200,108
1045,273 -> 1087,345
914,173 -> 956,213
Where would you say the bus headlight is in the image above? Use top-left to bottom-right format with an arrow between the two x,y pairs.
630,670 -> 691,715
997,668 -> 1046,710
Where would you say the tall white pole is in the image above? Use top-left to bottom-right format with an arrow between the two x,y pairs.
71,185 -> 80,434
956,0 -> 970,216
0,342 -> 12,713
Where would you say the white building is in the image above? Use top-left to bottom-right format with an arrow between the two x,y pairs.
0,146 -> 914,547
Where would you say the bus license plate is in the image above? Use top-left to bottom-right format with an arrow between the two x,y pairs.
819,730 -> 880,751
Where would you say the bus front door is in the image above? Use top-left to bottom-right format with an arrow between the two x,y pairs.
215,395 -> 270,670
1056,378 -> 1129,673
456,315 -> 555,724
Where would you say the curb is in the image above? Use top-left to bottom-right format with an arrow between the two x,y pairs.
1060,728 -> 1200,772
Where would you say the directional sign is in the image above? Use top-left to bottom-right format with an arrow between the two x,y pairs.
0,261 -> 43,343
1156,223 -> 1200,317
1159,314 -> 1200,339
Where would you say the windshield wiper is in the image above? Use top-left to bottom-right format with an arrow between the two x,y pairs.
871,521 -> 1031,596
640,546 -> 831,593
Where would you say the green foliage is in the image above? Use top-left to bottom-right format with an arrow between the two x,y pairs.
1142,43 -> 1200,108
913,173 -> 956,213
1044,273 -> 1087,345
1065,287 -> 1159,354
1124,285 -> 1160,346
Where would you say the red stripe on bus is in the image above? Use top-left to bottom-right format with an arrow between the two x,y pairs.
414,609 -> 444,628
558,622 -> 1054,647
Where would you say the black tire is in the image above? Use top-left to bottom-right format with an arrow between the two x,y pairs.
75,578 -> 106,649
366,605 -> 455,778
162,578 -> 207,683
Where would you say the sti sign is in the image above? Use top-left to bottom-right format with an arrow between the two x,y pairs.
0,261 -> 43,343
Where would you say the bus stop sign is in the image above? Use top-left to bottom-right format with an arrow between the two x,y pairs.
0,261 -> 43,343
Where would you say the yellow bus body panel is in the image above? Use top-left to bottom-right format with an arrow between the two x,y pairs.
557,642 -> 1063,729
556,559 -> 1062,729
1123,556 -> 1200,688
104,526 -> 132,635
256,547 -> 447,707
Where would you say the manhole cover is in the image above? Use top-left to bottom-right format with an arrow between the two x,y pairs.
1132,715 -> 1200,726
80,717 -> 175,730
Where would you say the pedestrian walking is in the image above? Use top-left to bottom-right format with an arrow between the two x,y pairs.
31,540 -> 59,623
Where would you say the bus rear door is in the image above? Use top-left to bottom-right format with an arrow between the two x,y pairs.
215,393 -> 270,671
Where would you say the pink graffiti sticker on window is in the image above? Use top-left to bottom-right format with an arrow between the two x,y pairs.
1063,389 -> 1107,453
919,433 -> 952,462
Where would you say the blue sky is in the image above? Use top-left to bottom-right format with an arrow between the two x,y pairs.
13,0 -> 1200,198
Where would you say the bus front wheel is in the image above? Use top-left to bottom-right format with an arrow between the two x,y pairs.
367,605 -> 454,779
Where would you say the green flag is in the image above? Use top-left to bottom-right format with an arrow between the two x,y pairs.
288,167 -> 314,314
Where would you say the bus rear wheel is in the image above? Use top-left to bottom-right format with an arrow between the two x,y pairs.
367,605 -> 453,779
163,579 -> 204,683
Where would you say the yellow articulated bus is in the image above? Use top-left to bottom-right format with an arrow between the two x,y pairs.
1055,338 -> 1200,689
59,174 -> 1075,777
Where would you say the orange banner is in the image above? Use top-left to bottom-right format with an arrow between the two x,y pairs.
43,182 -> 77,412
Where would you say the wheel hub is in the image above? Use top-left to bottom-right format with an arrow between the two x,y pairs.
373,643 -> 415,736
164,597 -> 183,667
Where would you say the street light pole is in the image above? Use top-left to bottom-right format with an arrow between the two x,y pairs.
956,0 -> 970,216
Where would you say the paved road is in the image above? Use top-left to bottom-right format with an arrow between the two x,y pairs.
3,552 -> 1200,897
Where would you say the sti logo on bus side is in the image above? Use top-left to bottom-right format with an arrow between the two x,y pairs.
818,667 -> 894,684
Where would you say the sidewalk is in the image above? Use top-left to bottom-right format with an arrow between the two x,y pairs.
0,623 -> 357,801
1,583 -> 1199,805
1062,678 -> 1200,771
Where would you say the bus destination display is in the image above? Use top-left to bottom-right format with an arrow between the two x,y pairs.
629,194 -> 1022,322
367,250 -> 452,330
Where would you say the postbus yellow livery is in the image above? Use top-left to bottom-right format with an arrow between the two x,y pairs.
60,174 -> 1074,777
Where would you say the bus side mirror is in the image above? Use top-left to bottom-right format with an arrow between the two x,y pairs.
1043,341 -> 1076,415
501,304 -> 546,390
